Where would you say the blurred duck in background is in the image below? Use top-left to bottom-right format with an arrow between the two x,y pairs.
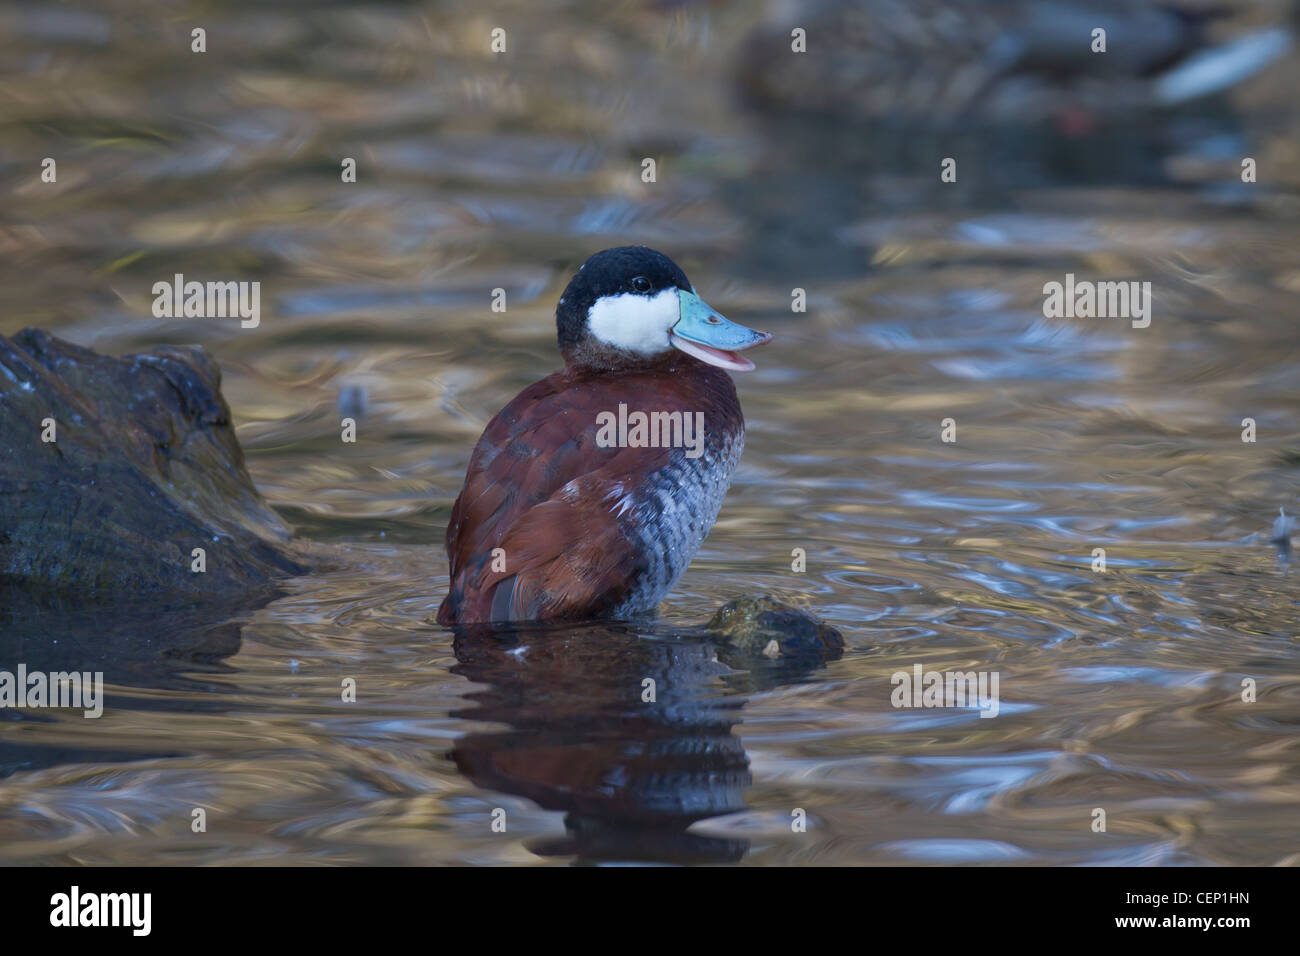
736,0 -> 1294,128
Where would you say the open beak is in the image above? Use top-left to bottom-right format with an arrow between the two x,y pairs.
669,290 -> 772,372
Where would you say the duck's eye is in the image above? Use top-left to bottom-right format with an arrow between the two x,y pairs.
707,315 -> 721,324
631,276 -> 651,293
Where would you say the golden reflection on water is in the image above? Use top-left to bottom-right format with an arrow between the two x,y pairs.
2,0 -> 1299,864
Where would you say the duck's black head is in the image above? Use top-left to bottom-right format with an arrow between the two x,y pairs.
556,245 -> 771,374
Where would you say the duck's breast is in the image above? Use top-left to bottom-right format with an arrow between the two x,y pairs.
608,363 -> 746,615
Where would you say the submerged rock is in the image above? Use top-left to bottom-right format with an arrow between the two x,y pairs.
0,328 -> 308,597
705,595 -> 845,662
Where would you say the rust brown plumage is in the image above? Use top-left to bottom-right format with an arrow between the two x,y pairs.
436,246 -> 770,627
438,360 -> 742,624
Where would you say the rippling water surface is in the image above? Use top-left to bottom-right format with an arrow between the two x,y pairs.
2,0 -> 1299,865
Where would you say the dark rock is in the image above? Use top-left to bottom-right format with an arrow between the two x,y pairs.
0,328 -> 308,597
705,595 -> 845,662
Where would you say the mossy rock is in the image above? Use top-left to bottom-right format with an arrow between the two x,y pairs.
706,595 -> 845,663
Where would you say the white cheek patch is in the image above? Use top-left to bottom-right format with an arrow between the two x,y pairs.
586,288 -> 679,355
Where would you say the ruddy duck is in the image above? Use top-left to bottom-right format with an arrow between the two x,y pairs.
437,246 -> 771,625
738,0 -> 1291,125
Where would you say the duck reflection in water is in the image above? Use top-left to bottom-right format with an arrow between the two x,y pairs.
446,599 -> 845,865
